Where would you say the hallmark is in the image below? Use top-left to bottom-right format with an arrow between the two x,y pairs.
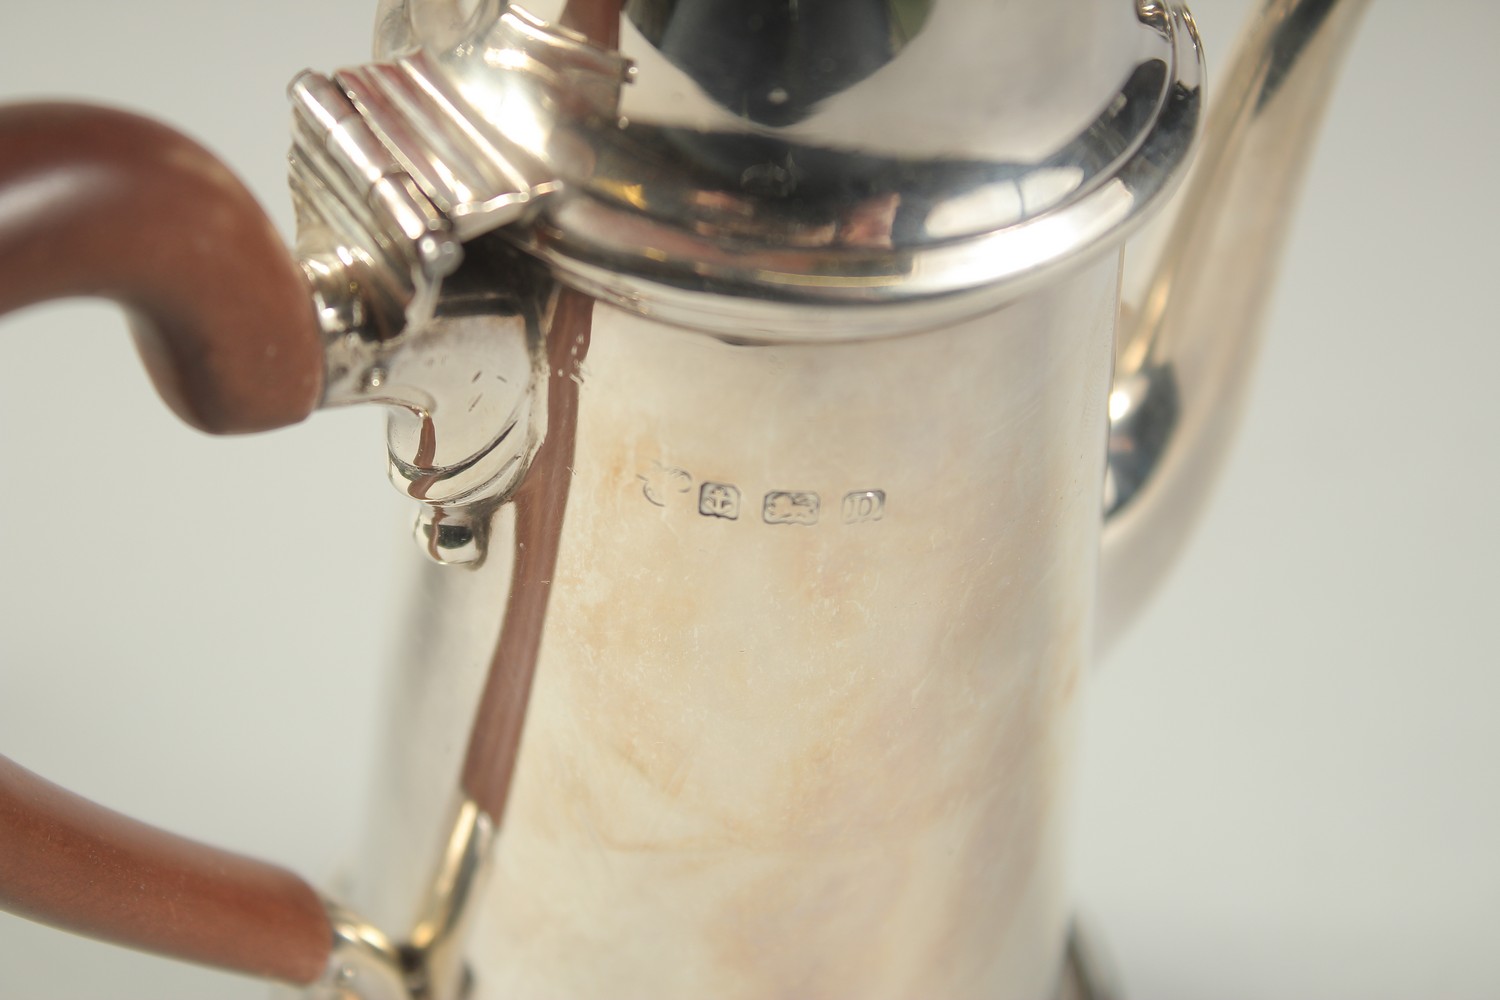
699,482 -> 741,520
842,490 -> 886,523
763,491 -> 820,525
637,462 -> 692,507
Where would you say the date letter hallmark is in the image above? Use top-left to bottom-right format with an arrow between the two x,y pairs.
842,490 -> 886,524
763,491 -> 820,526
638,462 -> 692,507
699,482 -> 741,520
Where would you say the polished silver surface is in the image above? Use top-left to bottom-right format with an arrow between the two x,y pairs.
6,3 -> 1494,998
306,245 -> 549,564
311,902 -> 412,1000
360,259 -> 1120,999
291,71 -> 457,347
305,2 -> 1367,997
335,9 -> 630,241
368,0 -> 1203,336
404,798 -> 496,1000
292,70 -> 462,282
1099,0 -> 1373,651
300,808 -> 494,1000
0,0 -> 1394,996
293,9 -> 636,561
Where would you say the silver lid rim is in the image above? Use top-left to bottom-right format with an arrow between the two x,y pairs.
512,5 -> 1203,339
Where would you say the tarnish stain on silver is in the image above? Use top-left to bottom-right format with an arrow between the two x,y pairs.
427,273 -> 1116,999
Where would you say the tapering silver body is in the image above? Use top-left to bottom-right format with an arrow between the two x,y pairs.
356,257 -> 1119,999
295,0 -> 1370,996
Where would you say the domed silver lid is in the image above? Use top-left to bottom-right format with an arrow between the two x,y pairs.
369,0 -> 1203,334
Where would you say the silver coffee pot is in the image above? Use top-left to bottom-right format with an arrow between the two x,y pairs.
5,2 -> 1493,999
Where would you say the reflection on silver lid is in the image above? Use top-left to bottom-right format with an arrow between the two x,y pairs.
373,0 -> 1203,333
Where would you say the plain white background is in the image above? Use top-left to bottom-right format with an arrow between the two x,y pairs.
1,2 -> 1496,998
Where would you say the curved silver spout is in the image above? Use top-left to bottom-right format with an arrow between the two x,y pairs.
1098,0 -> 1371,654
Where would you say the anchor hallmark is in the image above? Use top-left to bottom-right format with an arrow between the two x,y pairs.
699,482 -> 741,520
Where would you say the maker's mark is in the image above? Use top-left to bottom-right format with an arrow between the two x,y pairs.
638,462 -> 691,507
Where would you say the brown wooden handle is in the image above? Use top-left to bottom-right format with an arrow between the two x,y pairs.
0,102 -> 323,433
0,756 -> 332,984
0,102 -> 332,982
